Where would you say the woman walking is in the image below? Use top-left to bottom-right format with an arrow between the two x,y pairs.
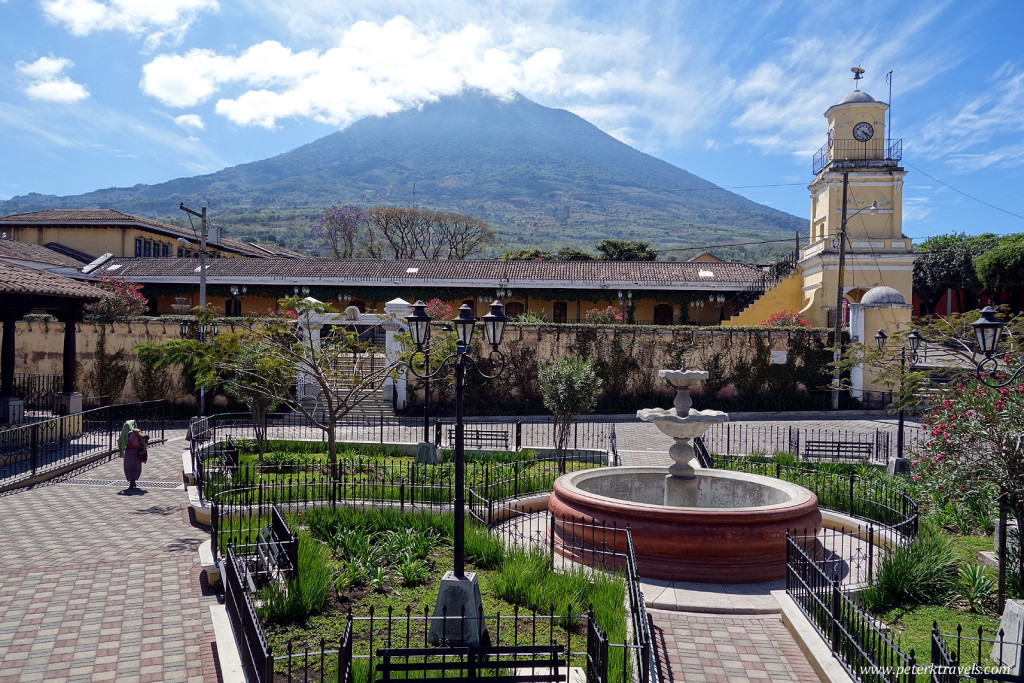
118,420 -> 148,491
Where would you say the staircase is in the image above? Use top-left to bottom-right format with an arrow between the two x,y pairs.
722,252 -> 801,327
299,352 -> 394,419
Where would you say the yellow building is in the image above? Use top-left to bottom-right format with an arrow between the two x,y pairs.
724,69 -> 916,394
0,208 -> 303,262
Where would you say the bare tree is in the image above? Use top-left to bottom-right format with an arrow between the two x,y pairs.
364,207 -> 495,260
435,212 -> 495,259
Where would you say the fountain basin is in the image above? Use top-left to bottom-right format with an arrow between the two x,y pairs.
549,467 -> 821,583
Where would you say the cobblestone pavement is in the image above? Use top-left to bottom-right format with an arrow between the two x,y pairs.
0,430 -> 219,683
650,610 -> 819,683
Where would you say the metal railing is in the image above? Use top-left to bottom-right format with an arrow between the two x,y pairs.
786,531 -> 917,682
0,400 -> 166,488
813,138 -> 903,174
11,373 -> 62,411
701,422 -> 921,465
931,622 -> 1022,683
728,251 -> 799,318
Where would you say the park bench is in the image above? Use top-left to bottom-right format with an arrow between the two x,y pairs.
221,438 -> 240,468
376,644 -> 567,683
245,521 -> 297,593
447,427 -> 510,450
801,440 -> 874,462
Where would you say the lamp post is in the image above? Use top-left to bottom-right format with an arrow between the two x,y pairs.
229,285 -> 247,316
905,310 -> 1022,611
831,183 -> 879,409
404,300 -> 507,646
406,300 -> 433,443
617,289 -> 632,322
874,329 -> 910,461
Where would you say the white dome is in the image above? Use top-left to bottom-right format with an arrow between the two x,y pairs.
838,89 -> 876,105
860,286 -> 906,307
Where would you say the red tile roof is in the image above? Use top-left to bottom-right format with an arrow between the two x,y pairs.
90,257 -> 763,289
0,238 -> 84,268
0,260 -> 109,299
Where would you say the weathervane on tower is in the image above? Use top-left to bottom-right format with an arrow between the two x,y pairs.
851,65 -> 865,84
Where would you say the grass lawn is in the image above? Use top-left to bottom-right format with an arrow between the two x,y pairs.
880,604 -> 1000,662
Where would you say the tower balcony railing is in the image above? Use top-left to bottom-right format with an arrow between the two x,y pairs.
813,138 -> 902,174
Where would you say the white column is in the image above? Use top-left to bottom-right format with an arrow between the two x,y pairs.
383,298 -> 412,409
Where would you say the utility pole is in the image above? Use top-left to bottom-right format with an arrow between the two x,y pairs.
831,173 -> 849,410
179,203 -> 208,310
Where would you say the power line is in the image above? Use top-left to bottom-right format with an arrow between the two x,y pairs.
904,161 -> 1024,222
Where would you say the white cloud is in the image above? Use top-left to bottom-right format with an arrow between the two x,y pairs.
915,63 -> 1024,172
16,56 -> 89,103
142,17 -> 581,128
174,113 -> 205,130
41,0 -> 218,47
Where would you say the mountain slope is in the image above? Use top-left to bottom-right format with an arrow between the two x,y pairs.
0,91 -> 804,254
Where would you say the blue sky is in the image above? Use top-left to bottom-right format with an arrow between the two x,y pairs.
2,0 -> 1023,246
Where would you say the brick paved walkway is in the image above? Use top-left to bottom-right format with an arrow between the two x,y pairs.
650,610 -> 819,683
0,431 -> 219,683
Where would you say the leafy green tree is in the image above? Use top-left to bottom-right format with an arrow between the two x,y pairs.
913,233 -> 998,315
595,239 -> 658,261
538,357 -> 602,473
221,341 -> 290,456
134,306 -> 241,413
500,248 -> 554,261
976,234 -> 1024,312
555,247 -> 594,261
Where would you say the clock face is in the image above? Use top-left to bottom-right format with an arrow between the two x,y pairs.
853,121 -> 874,142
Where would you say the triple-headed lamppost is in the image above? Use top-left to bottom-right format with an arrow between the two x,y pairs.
404,299 -> 508,646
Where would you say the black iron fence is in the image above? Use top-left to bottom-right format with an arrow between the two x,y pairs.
0,400 -> 166,488
787,531 -> 917,682
712,454 -> 918,538
931,622 -> 1022,683
701,422 -> 922,465
11,373 -> 63,411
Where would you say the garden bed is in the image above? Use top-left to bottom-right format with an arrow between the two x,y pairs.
241,507 -> 628,682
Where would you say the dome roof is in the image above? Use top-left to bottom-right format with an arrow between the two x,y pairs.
838,89 -> 876,105
860,286 -> 906,307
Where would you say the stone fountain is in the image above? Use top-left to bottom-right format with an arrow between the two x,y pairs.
636,362 -> 728,506
547,362 -> 821,583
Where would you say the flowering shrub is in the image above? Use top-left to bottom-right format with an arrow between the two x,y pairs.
584,306 -> 623,324
910,363 -> 1024,538
762,311 -> 812,328
84,277 -> 149,320
425,298 -> 454,320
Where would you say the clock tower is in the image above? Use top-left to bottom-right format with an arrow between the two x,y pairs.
798,67 -> 914,328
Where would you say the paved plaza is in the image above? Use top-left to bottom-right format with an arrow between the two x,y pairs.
0,430 -> 219,682
0,413 -> 901,681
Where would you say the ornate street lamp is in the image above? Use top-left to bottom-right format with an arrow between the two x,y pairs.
874,329 -> 910,461
402,300 -> 508,646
